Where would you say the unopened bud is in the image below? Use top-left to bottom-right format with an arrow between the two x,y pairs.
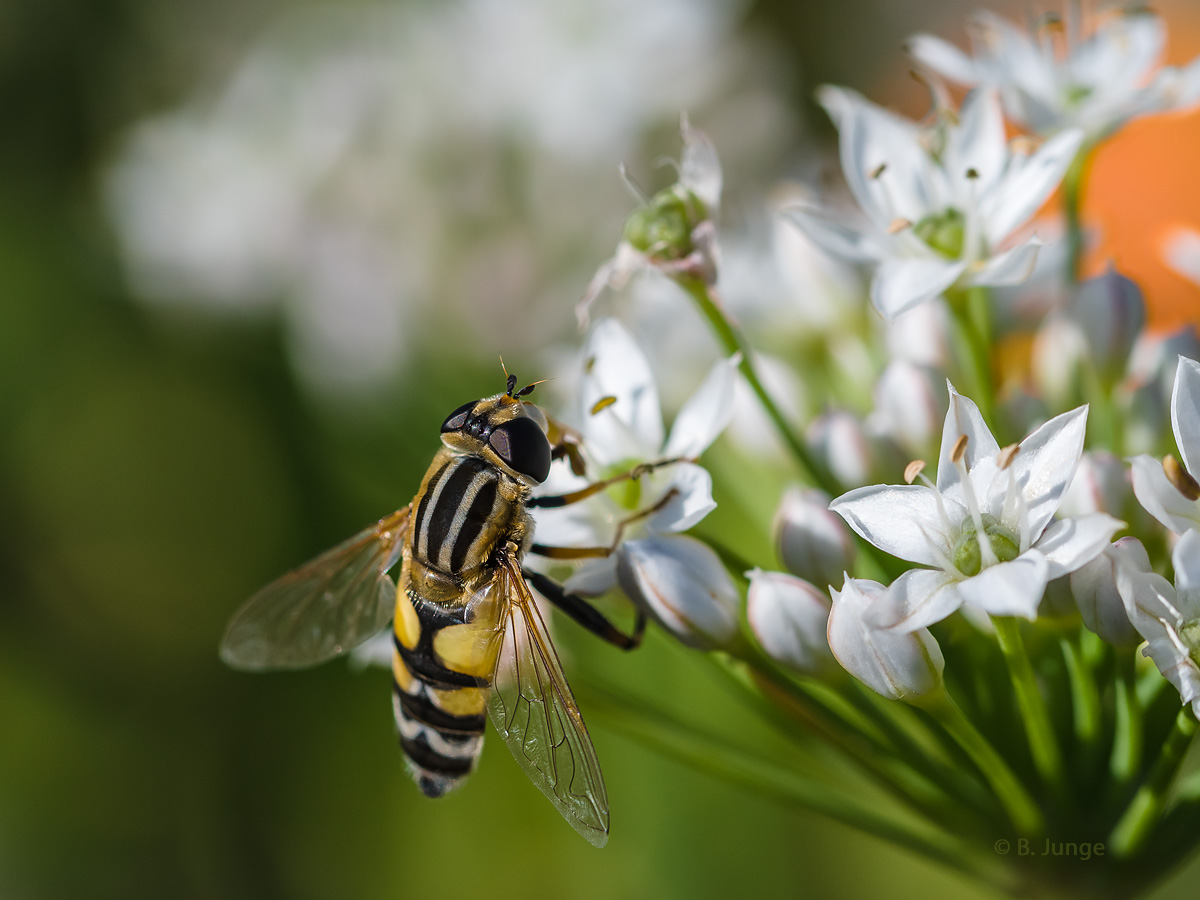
1071,537 -> 1150,647
1070,269 -> 1146,387
773,487 -> 856,589
827,577 -> 944,702
746,570 -> 835,674
870,360 -> 947,458
616,535 -> 739,650
1058,450 -> 1130,517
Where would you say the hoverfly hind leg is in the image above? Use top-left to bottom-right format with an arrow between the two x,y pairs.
523,568 -> 645,651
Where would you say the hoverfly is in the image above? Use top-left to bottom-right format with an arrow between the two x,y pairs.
220,374 -> 649,847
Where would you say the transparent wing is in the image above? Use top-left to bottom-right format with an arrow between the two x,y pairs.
220,507 -> 410,671
488,553 -> 609,847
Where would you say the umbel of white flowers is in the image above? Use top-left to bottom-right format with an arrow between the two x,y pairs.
789,87 -> 1083,319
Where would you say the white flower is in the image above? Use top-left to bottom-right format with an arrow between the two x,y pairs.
1071,537 -> 1147,647
747,570 -> 835,674
531,318 -> 739,648
1117,529 -> 1200,719
577,116 -> 723,326
831,384 -> 1123,632
1130,356 -> 1200,533
827,577 -> 944,701
773,487 -> 856,589
789,86 -> 1084,319
910,5 -> 1200,141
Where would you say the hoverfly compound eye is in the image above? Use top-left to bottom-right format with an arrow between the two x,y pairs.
441,401 -> 476,433
489,417 -> 552,482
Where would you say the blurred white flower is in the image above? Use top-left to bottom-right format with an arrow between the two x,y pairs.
827,576 -> 944,701
1164,225 -> 1200,289
531,318 -> 739,647
1058,450 -> 1130,520
746,569 -> 835,674
910,5 -> 1200,141
789,87 -> 1083,319
773,487 -> 856,589
1117,529 -> 1200,719
831,385 -> 1122,632
1131,356 -> 1200,533
105,0 -> 762,395
868,359 -> 947,460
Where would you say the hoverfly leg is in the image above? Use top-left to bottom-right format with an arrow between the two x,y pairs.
522,568 -> 645,651
527,457 -> 690,509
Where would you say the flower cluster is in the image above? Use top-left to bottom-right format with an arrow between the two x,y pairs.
534,2 -> 1200,893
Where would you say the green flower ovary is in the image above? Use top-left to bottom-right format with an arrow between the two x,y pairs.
604,459 -> 643,510
1181,619 -> 1200,668
913,207 -> 965,259
952,517 -> 1020,577
623,187 -> 706,260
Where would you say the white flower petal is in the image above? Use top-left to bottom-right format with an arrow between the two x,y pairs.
580,318 -> 664,461
1171,528 -> 1200,601
1004,405 -> 1089,539
937,384 -> 1001,494
664,354 -> 740,458
908,33 -> 981,86
1070,537 -> 1147,647
647,462 -> 717,533
945,89 -> 1008,193
1036,513 -> 1125,579
1171,356 -> 1200,477
817,85 -> 940,227
871,256 -> 967,319
830,484 -> 961,568
680,114 -> 722,211
1130,453 -> 1200,534
965,236 -> 1043,287
784,208 -> 883,263
956,553 -> 1049,620
563,557 -> 619,596
879,567 -> 964,633
828,577 -> 944,701
746,570 -> 834,673
616,535 -> 739,649
980,128 -> 1083,245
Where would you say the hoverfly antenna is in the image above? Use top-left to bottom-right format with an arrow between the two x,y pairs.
499,355 -> 517,398
516,378 -> 549,398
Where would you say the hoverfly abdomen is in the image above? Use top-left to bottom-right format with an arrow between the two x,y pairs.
392,584 -> 502,797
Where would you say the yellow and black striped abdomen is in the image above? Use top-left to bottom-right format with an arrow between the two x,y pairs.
391,586 -> 498,797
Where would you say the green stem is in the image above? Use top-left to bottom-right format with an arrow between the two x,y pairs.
681,277 -> 837,496
584,685 -> 1011,886
945,287 -> 996,425
1060,636 -> 1101,778
1062,147 -> 1092,284
1110,652 -> 1142,784
1110,708 -> 1198,858
918,688 -> 1045,837
992,616 -> 1065,790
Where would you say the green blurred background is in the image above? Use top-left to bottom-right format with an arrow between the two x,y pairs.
2,1 -> 1199,898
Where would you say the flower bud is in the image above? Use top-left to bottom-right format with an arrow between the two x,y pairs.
746,570 -> 834,674
869,360 -> 947,459
1032,313 -> 1089,411
807,409 -> 889,489
616,534 -> 739,650
1070,268 -> 1145,387
827,577 -> 944,702
1071,537 -> 1149,647
773,487 -> 856,589
1058,450 -> 1130,519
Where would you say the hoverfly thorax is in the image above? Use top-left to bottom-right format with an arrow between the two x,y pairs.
440,391 -> 552,485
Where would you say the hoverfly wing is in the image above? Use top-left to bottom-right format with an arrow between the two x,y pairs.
487,553 -> 609,847
220,507 -> 410,671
